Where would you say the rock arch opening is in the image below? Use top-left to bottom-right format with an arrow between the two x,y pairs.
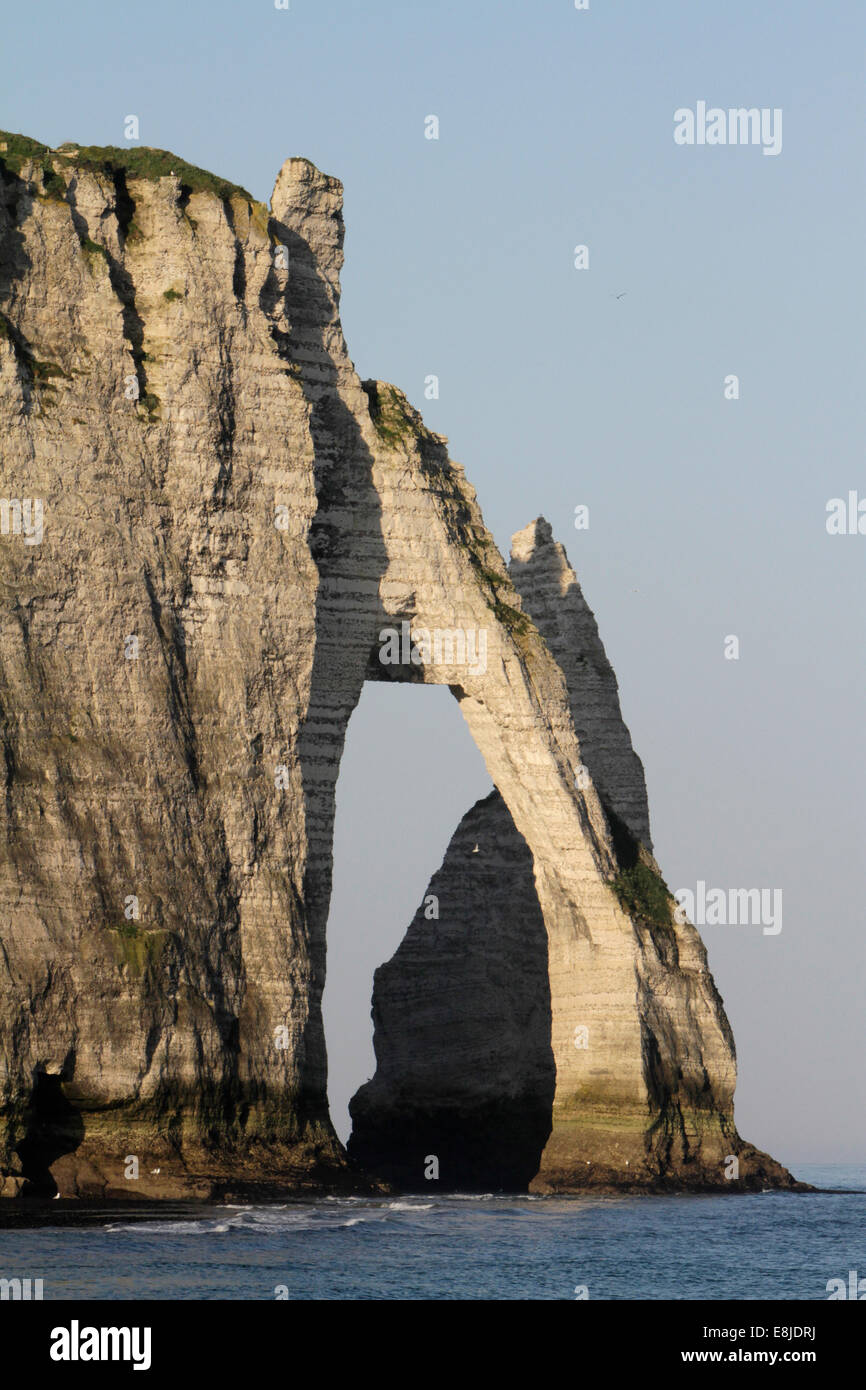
322,681 -> 492,1143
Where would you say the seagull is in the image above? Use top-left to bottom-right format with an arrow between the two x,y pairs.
612,291 -> 627,300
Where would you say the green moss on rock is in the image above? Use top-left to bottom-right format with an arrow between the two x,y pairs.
79,234 -> 109,265
362,380 -> 421,448
108,924 -> 171,977
40,161 -> 66,200
611,862 -> 674,928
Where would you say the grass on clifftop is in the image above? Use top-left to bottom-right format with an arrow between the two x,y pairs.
0,130 -> 258,207
0,132 -> 52,175
67,144 -> 257,203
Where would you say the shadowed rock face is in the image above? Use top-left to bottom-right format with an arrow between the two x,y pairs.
0,134 -> 797,1198
349,791 -> 556,1191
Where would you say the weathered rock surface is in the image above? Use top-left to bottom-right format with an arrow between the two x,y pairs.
0,133 -> 797,1197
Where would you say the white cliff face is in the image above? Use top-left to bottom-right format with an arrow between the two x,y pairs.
0,143 -> 331,1196
0,135 -> 794,1198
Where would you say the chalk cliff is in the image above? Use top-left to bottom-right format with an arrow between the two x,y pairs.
0,133 -> 796,1197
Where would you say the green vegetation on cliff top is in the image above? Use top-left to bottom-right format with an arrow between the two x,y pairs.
0,130 -> 256,205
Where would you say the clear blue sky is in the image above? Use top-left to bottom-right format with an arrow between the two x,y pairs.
5,0 -> 864,1164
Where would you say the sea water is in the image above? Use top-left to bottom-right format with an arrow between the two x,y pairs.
0,1165 -> 862,1300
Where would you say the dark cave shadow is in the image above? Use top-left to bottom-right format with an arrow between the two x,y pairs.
16,1071 -> 84,1197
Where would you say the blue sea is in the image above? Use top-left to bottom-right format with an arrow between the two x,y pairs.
1,1165 -> 863,1300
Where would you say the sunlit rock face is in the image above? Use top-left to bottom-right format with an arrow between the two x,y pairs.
0,134 -> 796,1197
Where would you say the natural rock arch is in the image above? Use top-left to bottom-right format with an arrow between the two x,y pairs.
0,139 -> 795,1196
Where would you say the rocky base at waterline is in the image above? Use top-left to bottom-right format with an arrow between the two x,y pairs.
529,1133 -> 808,1195
0,132 -> 799,1199
1,1083 -> 371,1199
